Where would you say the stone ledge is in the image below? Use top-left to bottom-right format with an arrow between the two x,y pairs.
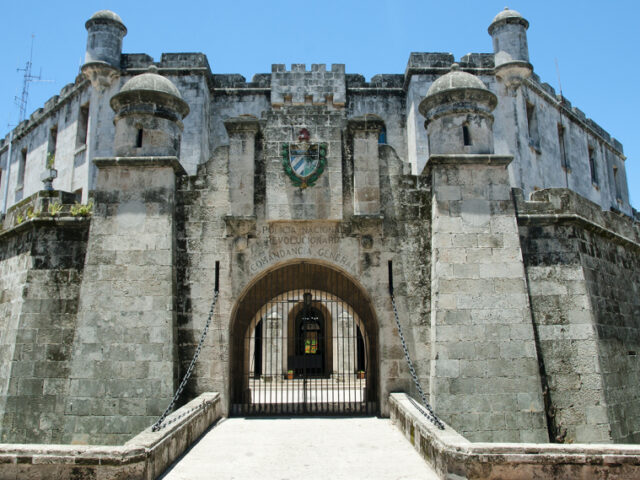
515,188 -> 640,248
94,156 -> 187,176
426,155 -> 513,167
390,393 -> 640,479
0,392 -> 222,480
0,216 -> 89,242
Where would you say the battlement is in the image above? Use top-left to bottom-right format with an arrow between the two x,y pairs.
121,52 -> 211,72
346,74 -> 404,90
271,63 -> 346,107
1,76 -> 85,146
526,73 -> 624,154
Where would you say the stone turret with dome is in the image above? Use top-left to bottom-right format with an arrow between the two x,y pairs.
82,10 -> 127,89
488,7 -> 532,88
110,66 -> 190,157
419,63 -> 497,155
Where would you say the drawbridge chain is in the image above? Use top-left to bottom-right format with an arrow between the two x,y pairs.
389,262 -> 445,430
151,289 -> 219,432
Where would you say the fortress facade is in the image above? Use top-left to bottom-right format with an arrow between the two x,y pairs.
0,8 -> 638,447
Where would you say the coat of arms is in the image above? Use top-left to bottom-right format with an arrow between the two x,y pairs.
281,128 -> 327,189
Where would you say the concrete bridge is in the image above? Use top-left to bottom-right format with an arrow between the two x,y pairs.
160,417 -> 438,479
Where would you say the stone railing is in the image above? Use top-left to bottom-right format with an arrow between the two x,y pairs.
0,392 -> 221,480
390,393 -> 640,479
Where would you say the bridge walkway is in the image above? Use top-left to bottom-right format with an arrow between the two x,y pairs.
159,417 -> 439,479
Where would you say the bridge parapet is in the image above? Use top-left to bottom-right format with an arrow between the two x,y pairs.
0,392 -> 221,480
390,393 -> 640,479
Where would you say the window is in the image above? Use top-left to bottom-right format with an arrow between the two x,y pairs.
557,123 -> 568,169
588,145 -> 598,185
48,125 -> 58,167
526,101 -> 540,151
76,102 -> 89,147
613,166 -> 622,201
136,128 -> 143,148
378,126 -> 387,145
462,125 -> 471,146
17,147 -> 27,189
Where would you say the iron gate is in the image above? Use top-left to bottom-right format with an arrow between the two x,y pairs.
231,263 -> 375,416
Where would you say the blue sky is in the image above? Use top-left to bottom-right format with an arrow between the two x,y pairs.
2,0 -> 638,208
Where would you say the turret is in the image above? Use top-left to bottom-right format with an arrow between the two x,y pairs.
110,66 -> 190,157
419,63 -> 497,155
82,10 -> 127,89
488,7 -> 532,88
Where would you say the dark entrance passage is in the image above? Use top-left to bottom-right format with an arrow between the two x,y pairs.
291,293 -> 326,377
230,261 -> 378,416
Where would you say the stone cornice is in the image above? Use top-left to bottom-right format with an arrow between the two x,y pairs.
93,156 -> 187,175
0,216 -> 89,242
426,154 -> 513,167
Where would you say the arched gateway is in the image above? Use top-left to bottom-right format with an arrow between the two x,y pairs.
230,261 -> 378,415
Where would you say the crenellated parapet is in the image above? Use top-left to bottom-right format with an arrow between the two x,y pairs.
271,64 -> 346,107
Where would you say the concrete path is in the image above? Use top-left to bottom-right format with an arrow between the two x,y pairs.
160,417 -> 439,480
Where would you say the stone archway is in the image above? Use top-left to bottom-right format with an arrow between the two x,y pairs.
229,260 -> 379,415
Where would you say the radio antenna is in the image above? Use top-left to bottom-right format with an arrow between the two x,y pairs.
15,35 -> 52,122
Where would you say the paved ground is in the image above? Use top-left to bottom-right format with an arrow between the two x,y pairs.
159,417 -> 439,480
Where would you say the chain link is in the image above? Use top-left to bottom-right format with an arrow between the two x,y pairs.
152,290 -> 219,432
391,294 -> 445,430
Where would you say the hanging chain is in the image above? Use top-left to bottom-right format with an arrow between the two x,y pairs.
151,290 -> 219,432
391,293 -> 445,430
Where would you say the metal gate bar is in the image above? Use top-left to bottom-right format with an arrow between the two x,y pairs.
232,262 -> 374,416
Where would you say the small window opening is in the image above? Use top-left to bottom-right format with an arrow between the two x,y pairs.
48,125 -> 58,168
588,145 -> 598,185
76,103 -> 89,147
557,123 -> 568,169
526,101 -> 540,151
378,126 -> 387,145
136,128 -> 143,148
462,125 -> 471,146
18,147 -> 27,188
613,166 -> 622,201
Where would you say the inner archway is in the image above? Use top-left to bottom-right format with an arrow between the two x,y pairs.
230,260 -> 379,416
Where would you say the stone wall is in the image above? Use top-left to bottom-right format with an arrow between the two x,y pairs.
62,159 -> 181,444
0,392 -> 221,480
518,188 -> 640,443
583,229 -> 640,443
174,107 -> 431,416
0,204 -> 88,443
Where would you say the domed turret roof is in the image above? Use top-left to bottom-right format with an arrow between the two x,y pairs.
111,66 -> 189,118
120,66 -> 183,99
419,64 -> 497,120
426,63 -> 489,98
89,10 -> 124,24
488,7 -> 529,33
86,10 -> 127,33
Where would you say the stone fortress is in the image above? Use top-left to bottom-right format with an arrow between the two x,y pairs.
0,6 -> 638,451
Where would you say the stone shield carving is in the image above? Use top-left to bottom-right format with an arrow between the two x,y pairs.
281,142 -> 327,189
